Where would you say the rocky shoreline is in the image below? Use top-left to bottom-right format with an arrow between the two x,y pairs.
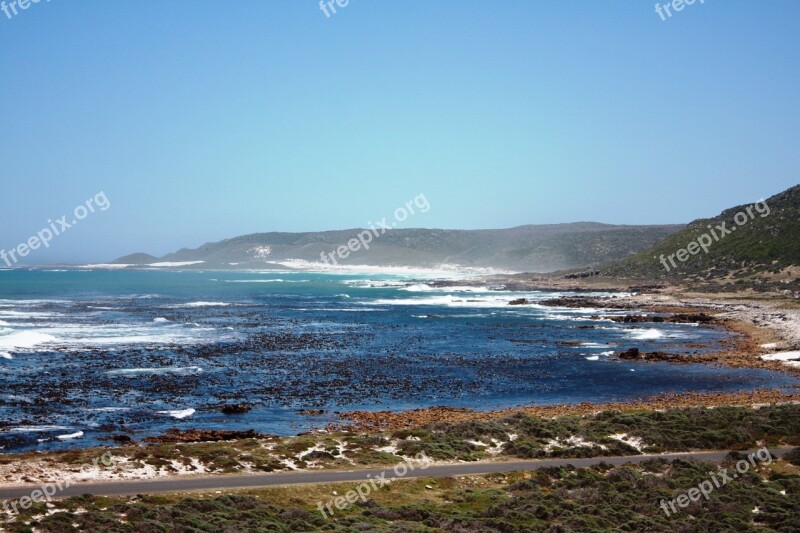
8,278 -> 797,452
331,389 -> 800,433
1,283 -> 799,490
327,284 -> 800,432
126,285 -> 800,443
599,292 -> 800,373
446,275 -> 800,372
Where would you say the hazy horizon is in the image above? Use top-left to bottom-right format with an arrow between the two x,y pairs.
89,219 -> 693,266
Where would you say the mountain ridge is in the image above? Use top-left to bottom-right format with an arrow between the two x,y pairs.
114,222 -> 685,273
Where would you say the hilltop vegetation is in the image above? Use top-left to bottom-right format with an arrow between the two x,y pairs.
605,184 -> 800,292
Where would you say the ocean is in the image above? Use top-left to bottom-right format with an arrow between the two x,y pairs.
0,268 -> 796,451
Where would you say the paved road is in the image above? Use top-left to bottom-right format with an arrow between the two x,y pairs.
0,448 -> 790,501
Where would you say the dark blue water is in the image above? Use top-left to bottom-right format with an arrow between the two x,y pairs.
0,269 -> 796,451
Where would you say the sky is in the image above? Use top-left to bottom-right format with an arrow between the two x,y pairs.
1,1 -> 799,264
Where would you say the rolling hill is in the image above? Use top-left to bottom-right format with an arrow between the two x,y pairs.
113,223 -> 684,273
604,184 -> 800,291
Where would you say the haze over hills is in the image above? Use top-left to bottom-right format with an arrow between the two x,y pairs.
112,184 -> 800,280
604,184 -> 800,291
114,223 -> 684,273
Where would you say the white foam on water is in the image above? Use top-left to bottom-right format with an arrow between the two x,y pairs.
0,299 -> 69,305
629,328 -> 665,340
0,394 -> 32,402
401,284 -> 498,293
341,279 -> 409,289
360,294 -> 548,309
542,314 -> 592,322
585,355 -> 600,361
315,308 -> 380,312
224,279 -> 310,283
0,352 -> 11,359
0,331 -> 58,350
56,431 -> 84,440
37,323 -> 220,347
86,407 -> 131,412
107,366 -> 203,376
153,317 -> 170,323
0,310 -> 62,319
544,307 -> 603,315
78,264 -> 132,269
225,279 -> 285,283
174,301 -> 231,308
5,426 -> 71,433
159,408 -> 196,419
600,351 -> 615,356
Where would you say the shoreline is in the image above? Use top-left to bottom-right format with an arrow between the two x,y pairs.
6,277 -> 797,515
331,388 -> 800,433
2,278 -> 799,480
330,284 -> 800,431
1,390 -> 798,485
1,393 -> 797,489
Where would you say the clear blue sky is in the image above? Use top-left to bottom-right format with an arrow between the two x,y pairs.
1,1 -> 799,263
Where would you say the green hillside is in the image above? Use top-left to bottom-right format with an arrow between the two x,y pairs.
605,184 -> 800,291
